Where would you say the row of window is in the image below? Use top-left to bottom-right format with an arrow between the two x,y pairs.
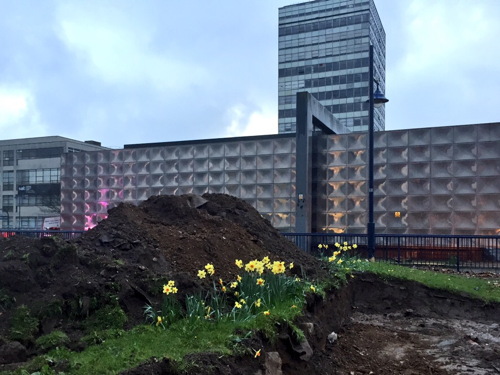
17,194 -> 60,207
17,169 -> 60,184
0,216 -> 44,229
1,147 -> 64,166
279,1 -> 370,22
279,57 -> 369,78
279,13 -> 369,37
279,73 -> 370,103
279,28 -> 367,50
1,169 -> 61,191
16,147 -> 64,161
279,39 -> 368,64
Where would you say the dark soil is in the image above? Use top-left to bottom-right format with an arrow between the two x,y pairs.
0,193 -> 499,374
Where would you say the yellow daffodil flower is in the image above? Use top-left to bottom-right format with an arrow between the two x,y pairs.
197,270 -> 207,279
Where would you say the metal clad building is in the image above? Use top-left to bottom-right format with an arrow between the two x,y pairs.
61,135 -> 298,231
60,121 -> 500,236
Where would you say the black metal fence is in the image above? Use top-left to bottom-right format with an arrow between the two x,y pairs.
283,233 -> 500,272
0,229 -> 84,240
2,229 -> 499,272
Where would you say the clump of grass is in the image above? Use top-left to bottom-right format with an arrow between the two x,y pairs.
365,261 -> 500,303
35,330 -> 69,351
8,305 -> 39,344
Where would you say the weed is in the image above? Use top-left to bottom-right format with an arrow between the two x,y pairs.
8,305 -> 39,344
35,330 -> 69,351
0,288 -> 15,310
83,304 -> 128,332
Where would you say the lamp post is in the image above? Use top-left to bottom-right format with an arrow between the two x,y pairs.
367,44 -> 388,260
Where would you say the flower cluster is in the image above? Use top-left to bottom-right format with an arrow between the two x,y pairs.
163,280 -> 178,295
147,255 -> 310,329
324,242 -> 358,263
236,257 -> 293,276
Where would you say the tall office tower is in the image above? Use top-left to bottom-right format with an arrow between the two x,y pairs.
278,0 -> 386,133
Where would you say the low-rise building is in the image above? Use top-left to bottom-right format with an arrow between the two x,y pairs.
0,136 -> 107,229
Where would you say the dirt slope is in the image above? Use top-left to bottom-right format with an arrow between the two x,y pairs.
0,194 -> 327,361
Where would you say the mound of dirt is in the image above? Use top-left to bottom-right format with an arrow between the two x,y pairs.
0,194 -> 328,365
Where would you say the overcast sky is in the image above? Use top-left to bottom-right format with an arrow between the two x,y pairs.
1,1 -> 499,148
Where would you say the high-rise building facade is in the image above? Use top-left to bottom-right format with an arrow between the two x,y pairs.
278,0 -> 386,133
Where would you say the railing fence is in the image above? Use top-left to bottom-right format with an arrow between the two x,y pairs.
283,233 -> 500,272
2,230 -> 499,272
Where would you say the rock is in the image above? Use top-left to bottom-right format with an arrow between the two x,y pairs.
300,322 -> 314,335
327,331 -> 338,344
264,351 -> 283,375
291,338 -> 313,361
0,341 -> 27,364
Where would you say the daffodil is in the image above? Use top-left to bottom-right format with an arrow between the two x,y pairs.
328,256 -> 336,262
235,259 -> 243,268
245,260 -> 258,272
156,316 -> 163,326
310,285 -> 316,293
255,298 -> 262,308
205,263 -> 215,276
254,349 -> 262,358
163,280 -> 177,294
318,244 -> 323,249
197,270 -> 207,279
234,301 -> 242,309
289,262 -> 294,269
256,278 -> 265,286
337,259 -> 343,265
230,281 -> 238,289
271,261 -> 286,274
263,310 -> 271,316
237,275 -> 242,282
262,256 -> 270,264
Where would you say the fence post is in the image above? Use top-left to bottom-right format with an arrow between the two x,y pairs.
397,235 -> 401,264
456,237 -> 460,272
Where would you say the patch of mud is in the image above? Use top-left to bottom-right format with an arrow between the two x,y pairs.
348,313 -> 500,374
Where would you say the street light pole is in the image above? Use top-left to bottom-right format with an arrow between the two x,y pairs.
367,44 -> 388,260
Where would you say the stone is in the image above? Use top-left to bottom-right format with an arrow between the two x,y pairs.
264,351 -> 283,375
0,341 -> 27,364
327,331 -> 338,344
